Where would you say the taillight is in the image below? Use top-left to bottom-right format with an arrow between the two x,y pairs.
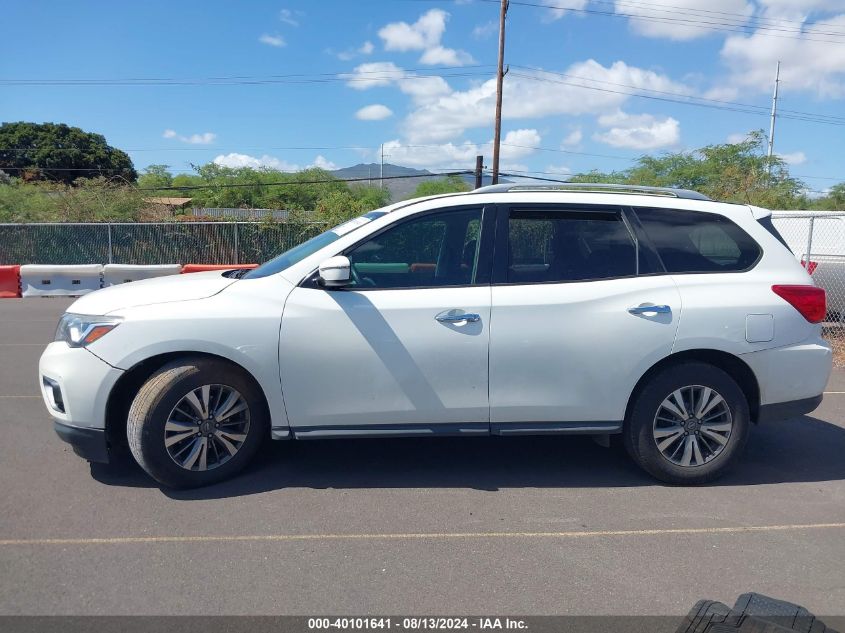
772,285 -> 826,323
800,258 -> 818,275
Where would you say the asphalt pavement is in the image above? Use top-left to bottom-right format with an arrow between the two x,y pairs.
1,298 -> 844,616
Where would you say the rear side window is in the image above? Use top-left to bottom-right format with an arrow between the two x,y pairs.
506,209 -> 638,283
635,207 -> 761,273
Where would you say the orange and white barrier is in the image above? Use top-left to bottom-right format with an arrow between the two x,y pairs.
103,264 -> 182,286
0,265 -> 21,298
20,264 -> 103,297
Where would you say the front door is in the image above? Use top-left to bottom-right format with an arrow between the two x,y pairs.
280,206 -> 493,437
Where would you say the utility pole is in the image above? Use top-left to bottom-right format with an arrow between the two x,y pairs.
767,61 -> 781,177
491,0 -> 508,185
474,155 -> 484,189
380,144 -> 384,189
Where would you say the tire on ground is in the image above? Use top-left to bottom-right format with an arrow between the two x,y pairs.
624,361 -> 750,485
127,356 -> 268,488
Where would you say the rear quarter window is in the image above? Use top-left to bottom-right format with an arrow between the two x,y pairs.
634,207 -> 762,273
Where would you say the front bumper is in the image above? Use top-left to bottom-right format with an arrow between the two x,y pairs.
38,341 -> 124,431
54,420 -> 109,463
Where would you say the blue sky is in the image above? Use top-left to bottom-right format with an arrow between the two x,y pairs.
2,0 -> 844,191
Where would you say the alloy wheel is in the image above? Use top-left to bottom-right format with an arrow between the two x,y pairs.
164,384 -> 251,471
652,385 -> 733,468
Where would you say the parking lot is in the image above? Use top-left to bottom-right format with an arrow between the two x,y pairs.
1,297 -> 844,616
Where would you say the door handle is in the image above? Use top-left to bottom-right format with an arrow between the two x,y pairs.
436,312 -> 481,323
628,304 -> 671,315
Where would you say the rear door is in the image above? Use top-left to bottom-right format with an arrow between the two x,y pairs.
488,204 -> 682,432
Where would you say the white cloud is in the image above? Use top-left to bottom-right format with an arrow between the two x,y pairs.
545,165 -> 572,175
419,46 -> 476,66
721,13 -> 845,97
356,104 -> 394,120
616,0 -> 753,40
400,60 -> 690,143
727,132 -> 750,144
162,129 -> 216,145
472,21 -> 497,39
279,9 -> 300,27
593,110 -> 680,149
380,129 -> 542,169
541,0 -> 589,21
259,33 -> 286,47
500,129 -> 542,155
778,151 -> 807,165
343,61 -> 406,89
336,40 -> 376,61
344,62 -> 451,105
379,9 -> 447,51
213,153 -> 300,171
378,9 -> 475,66
311,155 -> 338,170
562,128 -> 583,147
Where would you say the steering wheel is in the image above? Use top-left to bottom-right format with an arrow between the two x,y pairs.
349,264 -> 376,287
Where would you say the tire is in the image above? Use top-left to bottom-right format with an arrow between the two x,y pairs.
127,357 -> 268,488
624,361 -> 750,485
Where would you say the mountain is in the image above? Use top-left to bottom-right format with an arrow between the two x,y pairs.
330,163 -> 512,200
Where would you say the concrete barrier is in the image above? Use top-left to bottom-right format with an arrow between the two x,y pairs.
0,265 -> 21,298
20,264 -> 103,297
103,264 -> 182,286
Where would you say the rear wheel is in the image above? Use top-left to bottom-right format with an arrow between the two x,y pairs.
624,362 -> 750,484
127,357 -> 267,488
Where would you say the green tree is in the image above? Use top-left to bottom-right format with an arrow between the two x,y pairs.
569,130 -> 806,207
138,164 -> 174,190
811,183 -> 845,211
411,175 -> 470,198
0,122 -> 137,184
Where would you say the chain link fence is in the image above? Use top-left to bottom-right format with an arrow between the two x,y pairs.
0,222 -> 325,266
771,212 -> 845,323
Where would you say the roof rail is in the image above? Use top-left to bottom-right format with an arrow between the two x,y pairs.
471,182 -> 711,201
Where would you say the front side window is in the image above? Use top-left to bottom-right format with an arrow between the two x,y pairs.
635,207 -> 761,273
506,209 -> 638,284
345,208 -> 482,289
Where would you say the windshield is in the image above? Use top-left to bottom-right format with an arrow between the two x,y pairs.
244,211 -> 388,279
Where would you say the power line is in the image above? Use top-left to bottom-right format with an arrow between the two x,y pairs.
511,65 -> 845,124
476,0 -> 845,43
412,0 -> 845,36
133,171 -> 473,191
0,66 -> 496,86
509,71 -> 845,126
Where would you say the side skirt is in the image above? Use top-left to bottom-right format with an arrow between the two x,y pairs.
273,420 -> 623,440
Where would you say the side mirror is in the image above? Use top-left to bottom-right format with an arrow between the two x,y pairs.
318,255 -> 352,288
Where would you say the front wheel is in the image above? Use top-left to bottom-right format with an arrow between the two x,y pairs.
624,362 -> 750,485
127,357 -> 268,488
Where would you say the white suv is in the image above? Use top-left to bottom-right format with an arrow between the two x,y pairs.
39,184 -> 833,488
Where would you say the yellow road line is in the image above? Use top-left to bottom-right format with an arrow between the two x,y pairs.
2,522 -> 844,547
824,391 -> 845,394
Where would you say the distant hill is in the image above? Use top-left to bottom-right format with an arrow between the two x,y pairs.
331,163 -> 511,201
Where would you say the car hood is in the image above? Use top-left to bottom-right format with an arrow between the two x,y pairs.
68,271 -> 238,315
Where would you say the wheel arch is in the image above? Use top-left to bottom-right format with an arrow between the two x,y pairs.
624,349 -> 761,426
105,352 -> 273,452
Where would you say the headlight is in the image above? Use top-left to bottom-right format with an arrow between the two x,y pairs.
54,313 -> 122,347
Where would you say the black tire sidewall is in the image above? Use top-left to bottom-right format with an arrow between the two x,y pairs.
625,362 -> 750,484
129,359 -> 267,488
